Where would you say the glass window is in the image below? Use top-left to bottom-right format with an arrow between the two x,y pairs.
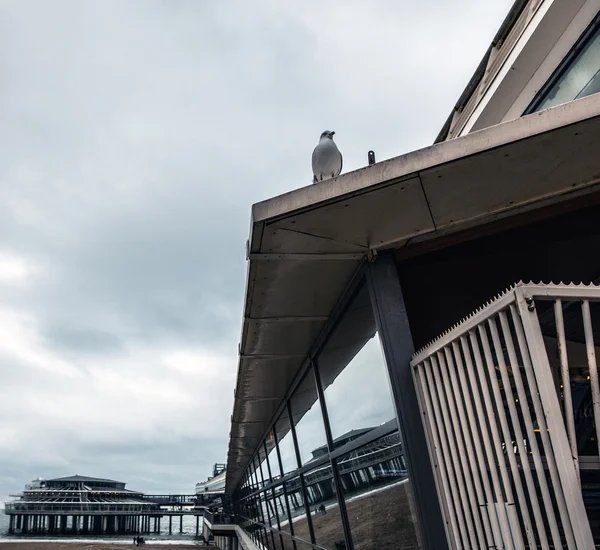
265,434 -> 282,482
303,464 -> 346,550
336,430 -> 422,549
316,282 -> 396,447
528,17 -> 600,113
275,407 -> 299,476
289,370 -> 328,466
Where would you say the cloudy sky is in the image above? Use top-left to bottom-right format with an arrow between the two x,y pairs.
0,0 -> 514,501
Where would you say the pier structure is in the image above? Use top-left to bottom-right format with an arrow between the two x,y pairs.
4,474 -> 205,536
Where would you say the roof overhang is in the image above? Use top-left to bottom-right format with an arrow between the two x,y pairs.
226,93 -> 600,492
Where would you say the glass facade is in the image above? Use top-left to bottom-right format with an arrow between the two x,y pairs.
527,13 -> 600,114
232,277 -> 423,550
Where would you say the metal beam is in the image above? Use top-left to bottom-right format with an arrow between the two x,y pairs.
248,253 -> 364,261
366,252 -> 449,550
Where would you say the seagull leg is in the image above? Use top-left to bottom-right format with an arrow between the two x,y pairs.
313,175 -> 318,184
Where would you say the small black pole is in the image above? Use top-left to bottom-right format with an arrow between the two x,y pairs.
368,150 -> 376,165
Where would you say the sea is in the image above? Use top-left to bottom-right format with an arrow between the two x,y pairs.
0,511 -> 205,546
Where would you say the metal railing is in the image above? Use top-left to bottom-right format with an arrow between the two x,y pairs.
411,283 -> 596,550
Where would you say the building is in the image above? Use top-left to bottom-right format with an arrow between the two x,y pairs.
4,474 -> 160,535
195,464 -> 227,507
219,1 -> 600,549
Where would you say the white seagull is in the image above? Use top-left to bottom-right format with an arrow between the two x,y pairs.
312,130 -> 342,184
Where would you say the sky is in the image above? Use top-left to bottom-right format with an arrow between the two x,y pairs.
0,0 -> 515,502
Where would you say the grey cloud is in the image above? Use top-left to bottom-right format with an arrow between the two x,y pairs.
0,0 -> 515,502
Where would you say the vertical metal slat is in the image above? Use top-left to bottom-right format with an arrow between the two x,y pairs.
416,365 -> 461,550
424,360 -> 470,549
456,337 -> 508,549
554,299 -> 579,479
431,353 -> 479,549
478,324 -> 537,549
497,310 -> 565,548
468,330 -> 521,550
582,299 -> 600,456
441,346 -> 492,548
516,289 -> 595,549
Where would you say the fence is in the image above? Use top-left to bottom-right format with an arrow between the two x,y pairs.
411,283 -> 597,549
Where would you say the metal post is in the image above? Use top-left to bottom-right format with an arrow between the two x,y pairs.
264,441 -> 285,550
196,514 -> 199,536
366,253 -> 449,550
555,299 -> 579,478
169,515 -> 172,535
287,399 -> 316,545
273,426 -> 298,550
180,514 -> 183,533
312,358 -> 355,550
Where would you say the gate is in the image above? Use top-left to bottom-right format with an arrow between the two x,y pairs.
411,283 -> 597,549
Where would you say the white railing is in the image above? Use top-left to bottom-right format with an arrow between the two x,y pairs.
411,283 -> 597,550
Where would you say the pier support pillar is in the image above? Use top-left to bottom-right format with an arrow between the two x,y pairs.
179,514 -> 183,533
169,515 -> 172,535
196,514 -> 199,536
16,515 -> 22,530
158,517 -> 161,534
8,515 -> 14,534
60,515 -> 67,533
22,515 -> 29,534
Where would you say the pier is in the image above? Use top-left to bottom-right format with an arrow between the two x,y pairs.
4,475 -> 213,537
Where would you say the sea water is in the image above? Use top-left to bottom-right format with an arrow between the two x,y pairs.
0,511 -> 205,545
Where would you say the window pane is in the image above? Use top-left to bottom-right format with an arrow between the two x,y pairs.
274,485 -> 292,534
317,282 -> 396,446
266,434 -> 282,482
290,370 -> 328,466
304,464 -> 346,550
336,430 -> 421,549
275,406 -> 299,475
531,20 -> 600,112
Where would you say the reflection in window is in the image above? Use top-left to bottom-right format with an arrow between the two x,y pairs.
265,436 -> 282,482
317,282 -> 396,446
336,430 -> 421,549
303,464 -> 346,550
290,371 -> 328,466
275,407 -> 299,475
528,17 -> 600,113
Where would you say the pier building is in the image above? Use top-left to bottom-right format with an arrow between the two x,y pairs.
4,475 -> 160,535
4,474 -> 211,537
217,1 -> 600,549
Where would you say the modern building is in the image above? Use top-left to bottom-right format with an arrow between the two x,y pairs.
195,463 -> 227,507
4,474 -> 159,535
219,1 -> 600,549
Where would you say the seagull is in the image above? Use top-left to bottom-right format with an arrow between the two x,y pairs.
312,130 -> 342,184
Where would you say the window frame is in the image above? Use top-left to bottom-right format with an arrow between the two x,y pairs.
525,11 -> 600,115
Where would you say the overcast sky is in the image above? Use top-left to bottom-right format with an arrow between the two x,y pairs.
0,0 -> 514,502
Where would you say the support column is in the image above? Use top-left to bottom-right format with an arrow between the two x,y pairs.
22,515 -> 29,534
196,514 -> 199,536
366,254 -> 449,550
8,515 -> 14,534
179,514 -> 183,533
169,515 -> 172,535
158,517 -> 161,534
16,515 -> 22,530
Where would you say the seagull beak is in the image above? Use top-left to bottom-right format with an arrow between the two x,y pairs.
330,131 -> 335,136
